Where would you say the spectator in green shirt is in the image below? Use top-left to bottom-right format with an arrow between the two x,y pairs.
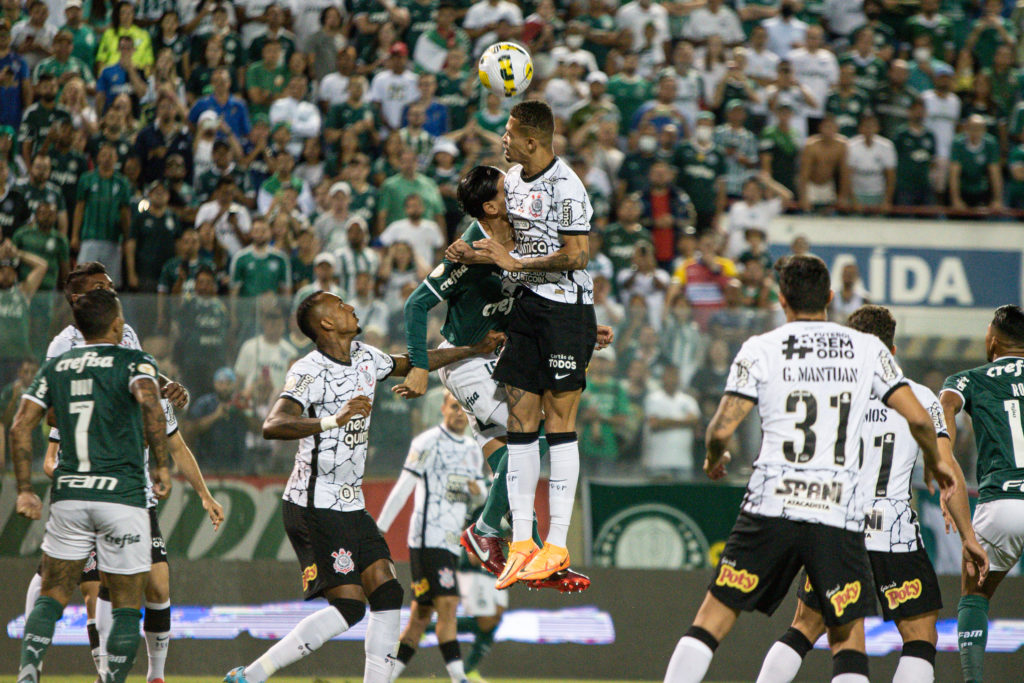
229,217 -> 292,299
578,347 -> 632,474
60,0 -> 98,69
246,38 -> 288,118
33,30 -> 95,92
125,180 -> 180,292
0,357 -> 47,463
950,113 -> 1003,211
965,0 -> 1017,70
375,147 -> 445,236
12,200 -> 68,349
71,142 -> 132,286
0,242 -> 48,381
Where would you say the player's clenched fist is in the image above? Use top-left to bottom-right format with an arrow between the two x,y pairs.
152,466 -> 173,499
472,330 -> 506,354
16,490 -> 42,520
337,395 -> 373,424
703,451 -> 731,481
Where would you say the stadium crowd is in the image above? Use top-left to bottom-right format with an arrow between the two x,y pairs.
0,0 -> 1005,479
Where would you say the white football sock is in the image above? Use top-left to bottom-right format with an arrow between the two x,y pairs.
506,437 -> 540,543
756,641 -> 804,683
144,600 -> 171,681
244,606 -> 349,683
445,658 -> 466,682
96,592 -> 112,676
832,675 -> 869,683
664,636 -> 713,683
389,660 -> 406,681
546,438 -> 579,547
892,655 -> 934,683
24,572 -> 42,621
364,609 -> 400,683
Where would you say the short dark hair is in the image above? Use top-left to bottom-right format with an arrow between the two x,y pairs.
73,288 -> 120,339
775,255 -> 831,314
510,101 -> 554,141
296,291 -> 325,342
992,305 -> 1024,345
64,261 -> 108,303
457,166 -> 502,219
847,305 -> 897,350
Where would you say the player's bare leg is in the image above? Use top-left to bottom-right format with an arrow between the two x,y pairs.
958,565 -> 1006,683
495,387 -> 542,589
665,592 -> 739,683
823,619 -> 869,683
892,612 -> 938,682
517,389 -> 581,582
393,597 -> 466,682
143,562 -> 172,683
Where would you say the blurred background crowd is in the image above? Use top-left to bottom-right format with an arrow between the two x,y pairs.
0,0 -> 1003,482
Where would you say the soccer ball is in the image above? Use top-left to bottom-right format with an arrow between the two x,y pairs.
478,42 -> 534,97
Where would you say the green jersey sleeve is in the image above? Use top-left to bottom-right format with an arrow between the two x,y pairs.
942,370 -> 972,412
24,361 -> 54,409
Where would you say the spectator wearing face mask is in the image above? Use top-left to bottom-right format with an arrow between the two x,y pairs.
671,112 -> 725,233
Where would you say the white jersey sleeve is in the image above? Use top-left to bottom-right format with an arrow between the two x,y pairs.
736,321 -> 907,531
861,380 -> 947,552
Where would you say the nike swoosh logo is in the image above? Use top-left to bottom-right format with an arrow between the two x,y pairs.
467,532 -> 490,562
554,372 -> 571,380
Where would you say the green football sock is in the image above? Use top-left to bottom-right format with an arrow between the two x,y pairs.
464,622 -> 496,673
958,594 -> 989,683
19,595 -> 64,683
106,608 -> 142,683
477,446 -> 510,536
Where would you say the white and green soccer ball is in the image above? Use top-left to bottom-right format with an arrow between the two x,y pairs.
478,42 -> 534,97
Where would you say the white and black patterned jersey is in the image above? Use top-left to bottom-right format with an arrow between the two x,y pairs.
47,323 -> 143,359
860,380 -> 947,552
279,344 -> 395,511
724,321 -> 907,531
504,158 -> 594,305
404,425 -> 485,554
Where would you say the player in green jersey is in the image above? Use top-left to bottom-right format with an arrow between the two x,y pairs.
397,166 -> 611,593
11,288 -> 171,683
941,304 -> 1024,683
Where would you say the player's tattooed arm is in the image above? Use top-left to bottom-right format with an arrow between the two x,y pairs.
888,384 -> 955,491
133,378 -> 172,498
158,372 -> 190,409
262,395 -> 372,439
10,397 -> 45,518
703,394 -> 755,480
390,330 -> 506,380
470,234 -> 590,272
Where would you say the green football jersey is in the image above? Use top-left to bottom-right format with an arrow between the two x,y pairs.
405,221 -> 511,369
25,344 -> 159,507
943,357 -> 1024,502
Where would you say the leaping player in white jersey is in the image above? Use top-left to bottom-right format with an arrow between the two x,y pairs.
755,304 -> 986,683
21,260 -> 207,683
447,100 -> 597,589
224,291 -> 502,683
663,255 -> 959,683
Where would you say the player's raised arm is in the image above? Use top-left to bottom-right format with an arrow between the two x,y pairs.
390,329 -> 505,383
886,385 -> 955,491
10,396 -> 47,519
399,272 -> 452,398
133,375 -> 172,497
470,232 -> 589,273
